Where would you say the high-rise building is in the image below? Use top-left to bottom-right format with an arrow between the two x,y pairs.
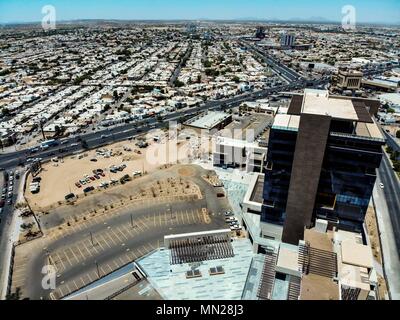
280,33 -> 296,47
261,89 -> 384,244
255,26 -> 266,39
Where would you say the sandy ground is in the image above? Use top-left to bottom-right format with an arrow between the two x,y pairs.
365,204 -> 389,299
25,133 -> 196,210
382,124 -> 400,137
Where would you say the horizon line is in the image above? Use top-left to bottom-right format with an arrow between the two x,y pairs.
1,18 -> 399,27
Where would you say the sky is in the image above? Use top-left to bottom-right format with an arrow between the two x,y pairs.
0,0 -> 399,24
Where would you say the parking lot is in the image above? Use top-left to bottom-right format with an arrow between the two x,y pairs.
24,135 -> 193,210
10,164 -> 231,300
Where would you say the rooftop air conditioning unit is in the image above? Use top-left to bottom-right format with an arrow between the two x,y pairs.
315,219 -> 328,233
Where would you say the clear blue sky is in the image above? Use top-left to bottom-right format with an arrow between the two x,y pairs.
0,0 -> 399,24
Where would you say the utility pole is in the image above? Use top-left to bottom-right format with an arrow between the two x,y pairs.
90,231 -> 94,246
95,261 -> 100,278
39,119 -> 46,141
45,248 -> 53,266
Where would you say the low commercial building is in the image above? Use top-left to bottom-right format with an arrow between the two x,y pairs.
212,113 -> 271,172
184,111 -> 232,134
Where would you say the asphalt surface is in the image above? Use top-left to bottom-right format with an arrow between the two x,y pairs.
378,151 -> 400,254
13,164 -> 231,299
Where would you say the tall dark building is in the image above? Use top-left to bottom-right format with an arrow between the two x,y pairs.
262,90 -> 384,245
255,26 -> 266,39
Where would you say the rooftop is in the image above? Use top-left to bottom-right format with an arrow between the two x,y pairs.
136,238 -> 255,300
300,274 -> 339,300
275,90 -> 385,140
185,111 -> 230,130
302,89 -> 359,121
341,239 -> 373,269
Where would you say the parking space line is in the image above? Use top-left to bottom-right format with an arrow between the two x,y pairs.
75,245 -> 86,261
65,283 -> 72,295
68,247 -> 81,263
96,233 -> 111,249
53,252 -> 67,271
133,220 -> 145,233
137,217 -> 150,230
119,256 -> 126,265
103,232 -> 118,246
80,277 -> 86,287
112,260 -> 119,269
73,280 -> 79,290
109,227 -> 124,243
158,214 -> 162,227
115,226 -> 130,241
186,210 -> 190,223
100,266 -> 107,276
61,250 -> 74,267
136,247 -> 144,257
58,287 -> 65,298
81,241 -> 94,257
120,224 -> 137,237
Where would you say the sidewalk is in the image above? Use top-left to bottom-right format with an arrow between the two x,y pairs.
373,175 -> 400,300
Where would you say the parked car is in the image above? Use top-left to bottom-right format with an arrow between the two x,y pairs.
75,182 -> 82,188
83,186 -> 95,193
225,216 -> 237,222
133,171 -> 142,177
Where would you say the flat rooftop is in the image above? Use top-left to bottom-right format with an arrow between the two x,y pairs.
304,228 -> 334,252
275,90 -> 385,140
136,238 -> 255,300
302,90 -> 359,121
272,114 -> 300,131
300,274 -> 339,300
250,175 -> 264,204
185,111 -> 230,130
222,114 -> 272,140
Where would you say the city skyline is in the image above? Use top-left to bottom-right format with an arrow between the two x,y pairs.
0,0 -> 399,25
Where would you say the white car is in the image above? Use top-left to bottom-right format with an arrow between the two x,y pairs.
379,183 -> 384,189
230,225 -> 242,231
225,216 -> 237,223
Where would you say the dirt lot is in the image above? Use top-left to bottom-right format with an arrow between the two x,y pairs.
25,134 -> 194,210
365,204 -> 389,299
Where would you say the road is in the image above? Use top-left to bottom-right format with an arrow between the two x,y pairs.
374,153 -> 400,299
0,79 -> 324,171
378,152 -> 400,252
